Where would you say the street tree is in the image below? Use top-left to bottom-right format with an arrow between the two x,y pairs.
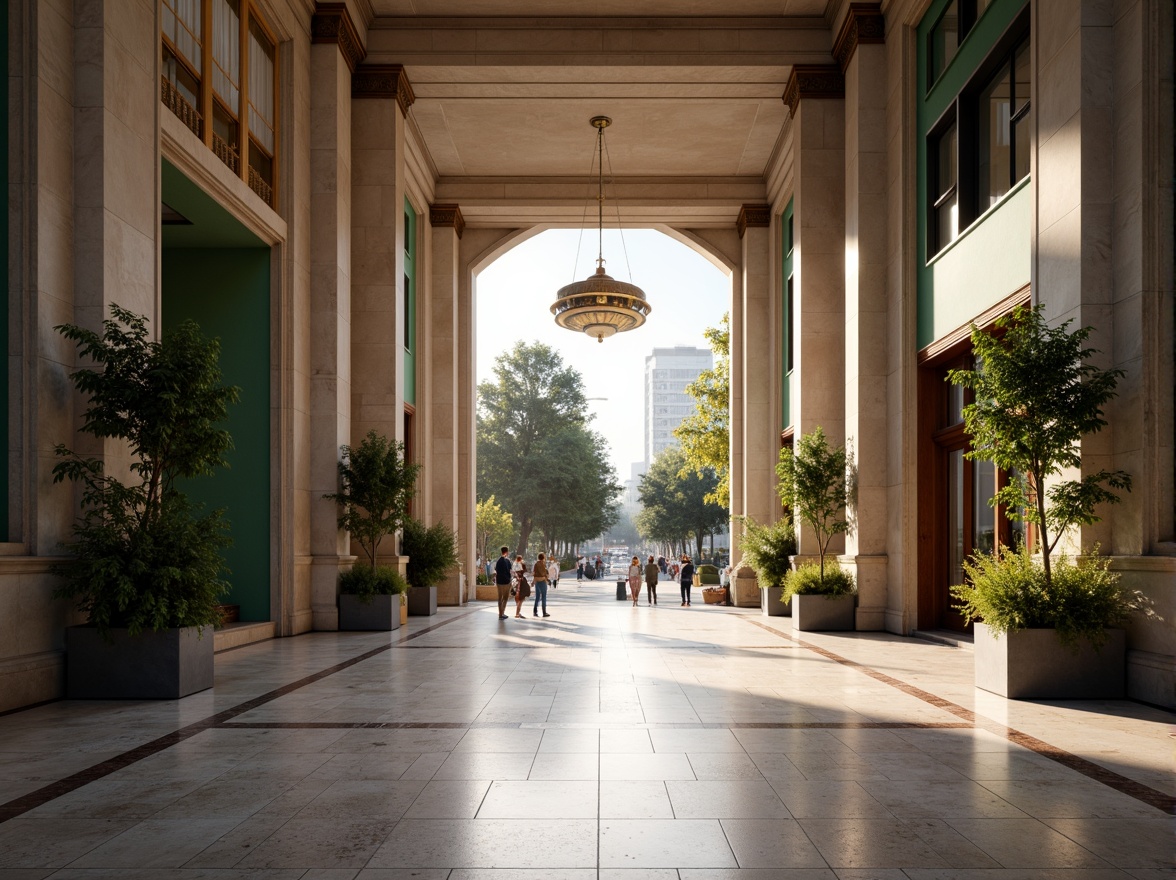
637,447 -> 728,559
475,495 -> 514,562
674,314 -> 730,508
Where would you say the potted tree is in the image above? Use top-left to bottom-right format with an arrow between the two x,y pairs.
948,305 -> 1140,699
324,431 -> 419,631
53,305 -> 239,699
402,516 -> 460,616
777,427 -> 856,631
737,516 -> 796,616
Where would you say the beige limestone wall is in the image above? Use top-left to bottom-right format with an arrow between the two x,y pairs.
740,224 -> 775,534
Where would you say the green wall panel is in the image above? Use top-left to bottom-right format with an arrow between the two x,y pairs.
1,4 -> 8,539
162,249 -> 271,621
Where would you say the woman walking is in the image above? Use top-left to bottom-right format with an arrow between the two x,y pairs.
627,555 -> 642,606
513,554 -> 529,618
644,555 -> 660,605
679,555 -> 695,606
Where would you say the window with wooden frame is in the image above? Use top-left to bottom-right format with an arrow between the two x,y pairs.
160,0 -> 279,209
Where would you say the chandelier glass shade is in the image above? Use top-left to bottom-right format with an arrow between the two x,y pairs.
551,116 -> 650,343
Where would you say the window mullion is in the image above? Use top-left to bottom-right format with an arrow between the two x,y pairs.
238,2 -> 250,185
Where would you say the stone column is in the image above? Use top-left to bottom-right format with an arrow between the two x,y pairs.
729,250 -> 745,561
737,206 -> 775,540
307,6 -> 363,630
783,65 -> 847,558
836,7 -> 888,629
425,204 -> 464,604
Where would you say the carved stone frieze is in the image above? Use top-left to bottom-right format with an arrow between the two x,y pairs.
311,3 -> 366,73
352,64 -> 416,118
781,64 -> 845,117
429,204 -> 465,239
833,3 -> 886,73
737,204 -> 771,238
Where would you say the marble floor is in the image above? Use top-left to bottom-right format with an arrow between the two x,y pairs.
0,580 -> 1173,879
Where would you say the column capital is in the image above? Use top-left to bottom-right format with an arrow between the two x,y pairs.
352,64 -> 416,117
833,4 -> 886,73
311,3 -> 366,73
430,203 -> 466,239
736,204 -> 771,239
781,64 -> 845,117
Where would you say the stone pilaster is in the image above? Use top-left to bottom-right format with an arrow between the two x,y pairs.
783,65 -> 846,558
307,25 -> 358,631
737,206 -> 775,540
425,205 -> 463,604
840,9 -> 888,630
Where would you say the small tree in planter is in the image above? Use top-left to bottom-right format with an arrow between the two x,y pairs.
947,305 -> 1142,698
53,305 -> 240,698
776,427 -> 856,630
401,516 -> 460,616
323,431 -> 419,629
737,516 -> 796,615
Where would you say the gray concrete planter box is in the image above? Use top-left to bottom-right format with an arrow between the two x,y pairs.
762,587 -> 791,617
66,625 -> 214,700
407,585 -> 438,616
791,593 -> 856,631
974,623 -> 1126,700
338,594 -> 402,632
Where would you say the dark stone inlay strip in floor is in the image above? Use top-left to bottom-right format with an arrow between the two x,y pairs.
746,618 -> 1176,816
0,609 -> 478,824
217,720 -> 974,730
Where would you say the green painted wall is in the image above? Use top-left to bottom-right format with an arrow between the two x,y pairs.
162,249 -> 271,621
1,5 -> 8,539
917,0 -> 1029,348
781,198 -> 794,430
403,199 -> 416,406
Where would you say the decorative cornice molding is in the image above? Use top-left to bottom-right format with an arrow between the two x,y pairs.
429,203 -> 465,239
736,204 -> 771,238
781,64 -> 845,117
352,64 -> 416,117
833,4 -> 885,73
311,3 -> 366,73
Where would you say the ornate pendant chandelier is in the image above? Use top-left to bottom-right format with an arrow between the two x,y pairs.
551,116 -> 651,343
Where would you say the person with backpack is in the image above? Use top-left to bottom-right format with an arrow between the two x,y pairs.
532,553 -> 551,618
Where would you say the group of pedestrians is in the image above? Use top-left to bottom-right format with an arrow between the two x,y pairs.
625,554 -> 695,606
493,546 -> 560,620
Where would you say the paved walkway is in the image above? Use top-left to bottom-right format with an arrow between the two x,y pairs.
1,580 -> 1173,878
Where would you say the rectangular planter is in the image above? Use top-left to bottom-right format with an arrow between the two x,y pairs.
731,573 -> 761,607
407,585 -> 438,616
974,623 -> 1126,699
66,625 -> 214,700
791,593 -> 855,631
762,587 -> 791,617
338,594 -> 401,632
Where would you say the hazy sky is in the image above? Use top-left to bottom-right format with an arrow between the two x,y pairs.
476,228 -> 730,479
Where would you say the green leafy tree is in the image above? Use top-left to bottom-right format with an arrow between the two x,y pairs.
477,343 -> 619,554
52,305 -> 240,637
776,426 -> 850,584
323,430 -> 419,573
638,447 -> 728,559
737,516 -> 796,590
402,517 -> 460,589
947,305 -> 1131,585
674,314 -> 730,508
476,496 -> 514,563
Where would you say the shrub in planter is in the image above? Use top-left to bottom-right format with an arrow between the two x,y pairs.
402,516 -> 460,615
339,565 -> 408,605
338,564 -> 408,632
697,564 -> 720,585
784,563 -> 856,599
776,426 -> 852,591
737,516 -> 796,591
786,563 -> 857,631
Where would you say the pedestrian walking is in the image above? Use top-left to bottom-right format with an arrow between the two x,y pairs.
548,556 -> 560,589
644,555 -> 660,605
679,555 -> 695,606
494,546 -> 514,620
627,556 -> 642,606
594,556 -> 604,579
513,554 -> 530,618
532,553 -> 551,617
577,555 -> 585,581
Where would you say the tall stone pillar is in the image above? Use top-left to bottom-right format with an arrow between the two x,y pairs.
425,205 -> 464,604
737,206 -> 775,540
307,6 -> 364,630
836,7 -> 888,630
729,251 -> 745,561
783,65 -> 846,557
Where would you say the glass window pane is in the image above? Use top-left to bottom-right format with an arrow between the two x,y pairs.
947,449 -> 965,586
933,123 -> 957,251
212,0 -> 240,109
973,458 -> 997,556
945,380 -> 965,427
978,63 -> 1012,209
929,1 -> 959,85
163,0 -> 202,69
1014,39 -> 1031,113
248,20 -> 275,155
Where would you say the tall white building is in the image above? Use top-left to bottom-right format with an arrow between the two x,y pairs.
644,347 -> 713,467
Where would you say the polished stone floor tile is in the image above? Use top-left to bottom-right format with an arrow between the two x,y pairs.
369,819 -> 597,869
717,817 -> 829,868
69,817 -> 243,869
599,780 -> 674,819
527,750 -> 599,780
236,817 -> 396,869
796,818 -> 952,868
600,752 -> 696,781
666,779 -> 791,818
943,817 -> 1112,868
476,780 -> 597,818
1039,817 -> 1176,869
769,780 -> 896,819
598,818 -> 737,868
687,751 -> 768,780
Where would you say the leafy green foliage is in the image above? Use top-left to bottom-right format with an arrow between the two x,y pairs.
324,431 -> 419,571
950,545 -> 1136,647
402,517 -> 460,588
776,427 -> 850,585
52,305 -> 240,637
339,564 -> 408,604
784,563 -> 855,598
476,343 -> 620,553
636,447 -> 728,558
674,315 -> 730,508
475,496 -> 514,563
947,305 -> 1130,584
736,516 -> 796,589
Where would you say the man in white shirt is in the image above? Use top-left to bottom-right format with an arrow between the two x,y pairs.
548,556 -> 560,588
